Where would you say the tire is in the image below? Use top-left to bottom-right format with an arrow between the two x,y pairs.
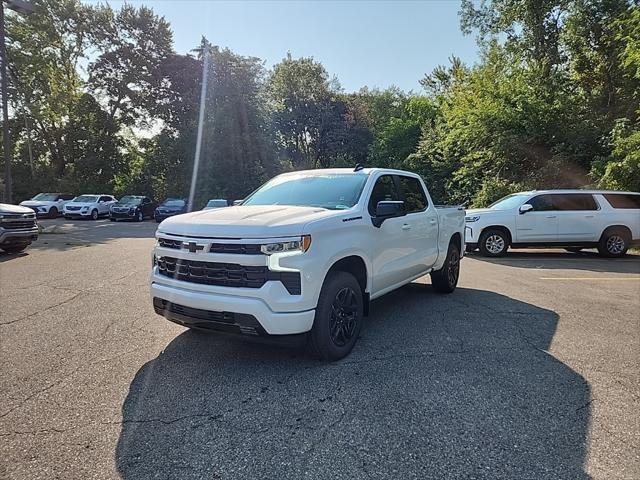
2,243 -> 29,253
109,217 -> 116,222
598,228 -> 629,258
431,242 -> 461,294
565,247 -> 583,253
155,218 -> 162,223
91,209 -> 99,220
136,210 -> 144,222
478,228 -> 509,257
465,244 -> 478,253
48,207 -> 58,218
309,271 -> 364,361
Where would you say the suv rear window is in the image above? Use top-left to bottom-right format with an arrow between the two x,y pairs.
603,193 -> 640,209
551,194 -> 598,211
398,176 -> 428,212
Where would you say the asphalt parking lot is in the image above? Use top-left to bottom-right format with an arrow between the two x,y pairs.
1,218 -> 639,479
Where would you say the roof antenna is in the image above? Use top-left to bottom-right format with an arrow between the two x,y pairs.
354,163 -> 364,172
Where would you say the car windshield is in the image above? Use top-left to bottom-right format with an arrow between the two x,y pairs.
119,196 -> 142,205
32,193 -> 59,201
161,199 -> 186,207
488,194 -> 528,210
72,195 -> 99,203
243,173 -> 368,210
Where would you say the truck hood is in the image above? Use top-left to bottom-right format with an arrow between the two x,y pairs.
465,208 -> 495,215
0,203 -> 36,215
158,205 -> 342,238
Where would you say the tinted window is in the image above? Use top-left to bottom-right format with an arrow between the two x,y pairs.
398,176 -> 428,212
61,194 -> 75,200
99,196 -> 111,203
528,195 -> 555,211
368,175 -> 400,215
604,193 -> 640,209
162,199 -> 187,207
552,194 -> 598,211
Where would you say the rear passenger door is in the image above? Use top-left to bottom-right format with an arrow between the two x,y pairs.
397,175 -> 439,273
98,196 -> 113,215
551,194 -> 601,242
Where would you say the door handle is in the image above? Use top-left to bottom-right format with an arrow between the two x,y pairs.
545,215 -> 557,218
401,224 -> 412,231
429,219 -> 437,225
585,215 -> 594,218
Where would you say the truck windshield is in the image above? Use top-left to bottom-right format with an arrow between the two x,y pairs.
489,194 -> 528,210
243,174 -> 368,210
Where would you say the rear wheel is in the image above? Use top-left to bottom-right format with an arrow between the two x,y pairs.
309,271 -> 363,361
431,242 -> 461,293
598,229 -> 629,258
478,228 -> 509,257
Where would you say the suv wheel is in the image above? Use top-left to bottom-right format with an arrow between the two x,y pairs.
49,207 -> 58,218
91,209 -> 99,221
431,242 -> 461,293
598,229 -> 629,258
479,229 -> 509,257
309,271 -> 363,361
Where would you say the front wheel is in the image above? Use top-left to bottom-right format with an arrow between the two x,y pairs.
478,229 -> 509,257
598,229 -> 629,258
309,271 -> 364,361
2,243 -> 29,253
48,207 -> 58,218
431,242 -> 461,293
91,209 -> 99,221
136,210 -> 144,222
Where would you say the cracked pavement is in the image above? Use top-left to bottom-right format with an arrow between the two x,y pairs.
1,218 -> 638,479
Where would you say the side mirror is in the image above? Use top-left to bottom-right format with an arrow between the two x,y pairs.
233,199 -> 244,206
519,204 -> 534,214
372,201 -> 406,227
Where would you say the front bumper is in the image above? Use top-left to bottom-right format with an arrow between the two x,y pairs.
64,210 -> 91,218
110,210 -> 136,219
151,281 -> 315,335
0,227 -> 38,246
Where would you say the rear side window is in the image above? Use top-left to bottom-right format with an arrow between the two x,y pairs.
603,193 -> 640,209
528,195 -> 555,211
398,176 -> 428,212
552,194 -> 598,211
368,175 -> 399,215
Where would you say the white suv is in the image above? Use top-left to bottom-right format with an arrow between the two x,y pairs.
20,193 -> 75,218
63,194 -> 117,220
465,190 -> 640,257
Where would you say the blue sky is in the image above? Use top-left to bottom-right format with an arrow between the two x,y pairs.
88,1 -> 479,92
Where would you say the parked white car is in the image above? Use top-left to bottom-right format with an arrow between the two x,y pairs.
19,193 -> 75,218
151,168 -> 465,360
465,190 -> 640,257
63,194 -> 117,220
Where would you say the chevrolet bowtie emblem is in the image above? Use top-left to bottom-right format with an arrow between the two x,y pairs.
183,241 -> 205,253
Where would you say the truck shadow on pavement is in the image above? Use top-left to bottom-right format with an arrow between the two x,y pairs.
116,286 -> 590,480
468,250 -> 640,274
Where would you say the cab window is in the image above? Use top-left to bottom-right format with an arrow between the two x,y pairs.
368,175 -> 400,215
528,195 -> 555,211
398,176 -> 428,213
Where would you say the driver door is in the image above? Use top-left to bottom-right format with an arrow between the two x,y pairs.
515,194 -> 559,243
368,175 -> 415,296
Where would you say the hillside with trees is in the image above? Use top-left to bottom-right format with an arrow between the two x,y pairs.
2,0 -> 638,207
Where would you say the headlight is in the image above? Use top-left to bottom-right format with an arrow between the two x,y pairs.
465,215 -> 480,222
81,206 -> 89,211
261,235 -> 312,255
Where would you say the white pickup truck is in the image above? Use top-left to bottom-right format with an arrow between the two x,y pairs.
151,168 -> 465,360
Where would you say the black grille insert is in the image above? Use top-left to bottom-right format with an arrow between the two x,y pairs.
158,238 -> 182,249
1,219 -> 36,230
157,256 -> 301,294
209,243 -> 263,255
